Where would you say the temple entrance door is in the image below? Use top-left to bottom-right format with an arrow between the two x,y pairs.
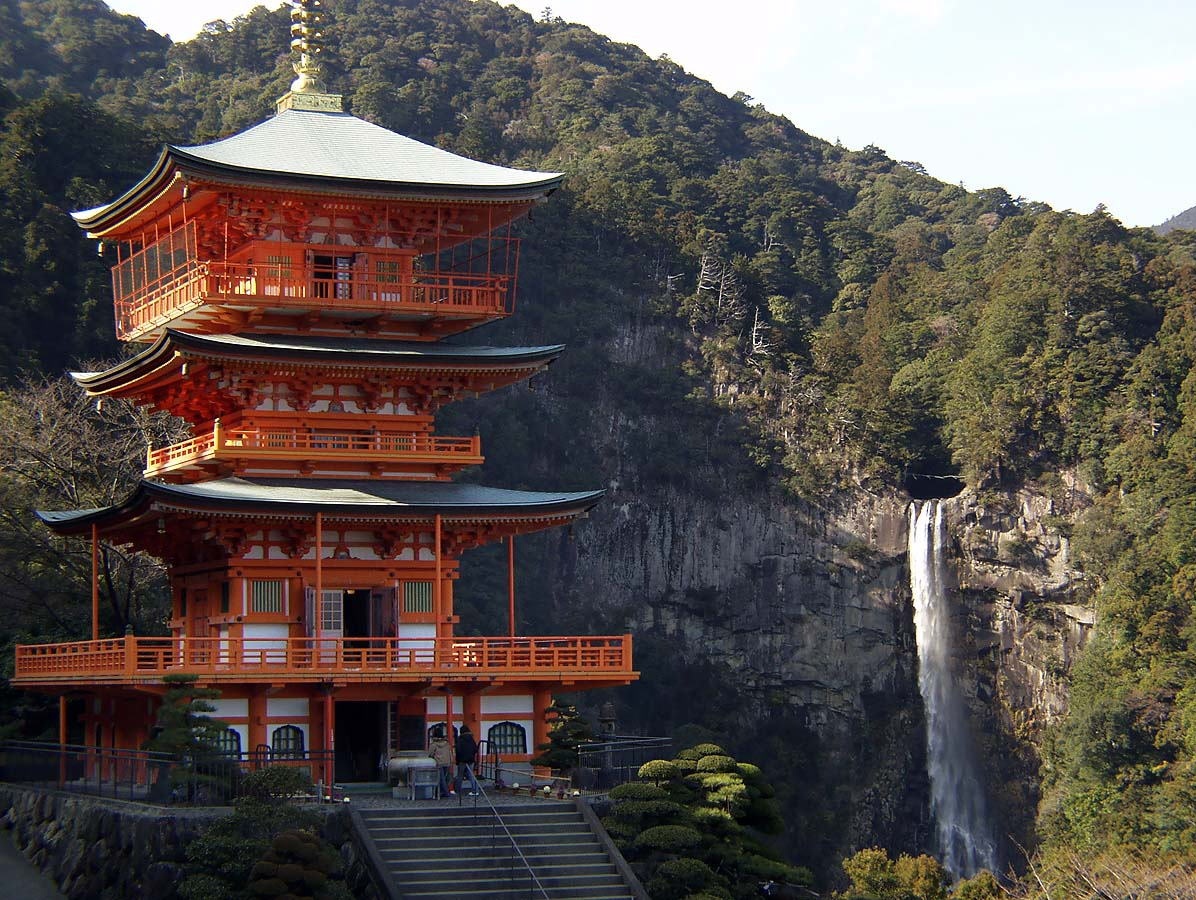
334,700 -> 385,782
343,589 -> 371,639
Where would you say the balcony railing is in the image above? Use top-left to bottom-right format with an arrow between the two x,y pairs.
13,635 -> 635,684
145,422 -> 482,478
115,260 -> 514,341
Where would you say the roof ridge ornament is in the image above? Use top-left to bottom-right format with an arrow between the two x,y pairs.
276,0 -> 344,114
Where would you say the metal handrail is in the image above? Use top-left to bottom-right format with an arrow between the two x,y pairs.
463,764 -> 549,900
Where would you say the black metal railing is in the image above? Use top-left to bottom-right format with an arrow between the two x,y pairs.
0,741 -> 334,806
575,735 -> 673,790
463,764 -> 549,900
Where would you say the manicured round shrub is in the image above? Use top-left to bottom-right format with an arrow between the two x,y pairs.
633,824 -> 703,854
609,781 -> 668,801
610,799 -> 687,821
695,754 -> 737,773
637,759 -> 679,782
646,857 -> 719,900
690,743 -> 727,757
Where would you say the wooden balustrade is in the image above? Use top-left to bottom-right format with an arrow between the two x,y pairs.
115,260 -> 513,341
145,427 -> 481,477
13,635 -> 634,684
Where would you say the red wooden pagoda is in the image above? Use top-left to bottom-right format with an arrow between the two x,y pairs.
12,2 -> 635,789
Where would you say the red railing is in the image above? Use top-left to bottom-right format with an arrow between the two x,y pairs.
115,259 -> 514,341
145,424 -> 481,477
13,635 -> 635,683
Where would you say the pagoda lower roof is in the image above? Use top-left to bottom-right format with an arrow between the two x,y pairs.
72,330 -> 564,396
37,477 -> 603,534
73,108 -> 564,234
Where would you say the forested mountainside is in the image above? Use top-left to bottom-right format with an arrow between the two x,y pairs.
1158,204 -> 1196,235
2,0 -> 1196,889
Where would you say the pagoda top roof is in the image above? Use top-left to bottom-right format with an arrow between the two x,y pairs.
72,108 -> 564,233
38,477 -> 604,534
72,330 -> 565,395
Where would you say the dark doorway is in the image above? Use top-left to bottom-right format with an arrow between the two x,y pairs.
335,700 -> 385,782
343,589 -> 371,638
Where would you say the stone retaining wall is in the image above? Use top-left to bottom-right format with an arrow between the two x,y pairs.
0,786 -> 382,899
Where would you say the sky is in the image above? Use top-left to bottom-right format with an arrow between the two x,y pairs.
105,0 -> 1196,228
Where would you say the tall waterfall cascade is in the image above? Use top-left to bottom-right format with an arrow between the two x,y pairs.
908,500 -> 1000,878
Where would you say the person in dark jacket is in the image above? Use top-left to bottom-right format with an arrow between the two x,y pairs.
455,725 -> 480,794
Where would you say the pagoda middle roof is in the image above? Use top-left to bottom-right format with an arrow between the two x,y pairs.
72,108 -> 564,233
72,330 -> 565,395
37,478 -> 604,533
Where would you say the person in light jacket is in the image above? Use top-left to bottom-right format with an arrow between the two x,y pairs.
430,734 -> 453,797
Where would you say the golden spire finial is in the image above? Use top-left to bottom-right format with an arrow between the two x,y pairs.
289,0 -> 326,94
276,0 -> 343,113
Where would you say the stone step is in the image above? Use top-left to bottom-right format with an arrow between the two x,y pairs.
396,859 -> 617,883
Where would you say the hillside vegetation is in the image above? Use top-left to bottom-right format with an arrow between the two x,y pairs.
1,0 -> 1195,886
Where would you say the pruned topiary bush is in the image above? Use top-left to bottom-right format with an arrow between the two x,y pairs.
633,824 -> 704,854
637,759 -> 679,783
608,743 -> 808,900
610,781 -> 669,801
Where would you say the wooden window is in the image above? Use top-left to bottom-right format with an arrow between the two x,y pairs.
271,725 -> 305,759
220,582 -> 230,614
487,721 -> 527,756
251,580 -> 283,614
212,727 -> 242,758
402,581 -> 433,614
376,258 -> 401,283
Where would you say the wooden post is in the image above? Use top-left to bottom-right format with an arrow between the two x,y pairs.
507,535 -> 516,638
533,688 -> 552,759
324,690 -> 334,794
315,512 -> 323,641
434,514 -> 442,641
91,524 -> 99,641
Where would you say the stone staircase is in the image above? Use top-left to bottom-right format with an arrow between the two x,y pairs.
357,802 -> 639,899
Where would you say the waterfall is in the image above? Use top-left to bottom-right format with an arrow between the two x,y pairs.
909,500 -> 999,878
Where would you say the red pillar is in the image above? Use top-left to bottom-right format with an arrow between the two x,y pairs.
533,688 -> 552,761
91,524 -> 99,641
323,690 -> 334,793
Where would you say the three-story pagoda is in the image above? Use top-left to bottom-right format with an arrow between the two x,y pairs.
13,2 -> 635,789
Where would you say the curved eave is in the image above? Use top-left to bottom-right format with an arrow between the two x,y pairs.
73,148 -> 563,237
38,478 -> 604,535
72,330 -> 566,397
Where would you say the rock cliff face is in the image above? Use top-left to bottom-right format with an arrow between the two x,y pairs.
537,464 -> 1093,874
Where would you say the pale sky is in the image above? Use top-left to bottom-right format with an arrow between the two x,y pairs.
106,0 -> 1196,228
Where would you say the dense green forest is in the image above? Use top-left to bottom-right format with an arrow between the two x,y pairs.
1,0 -> 1195,891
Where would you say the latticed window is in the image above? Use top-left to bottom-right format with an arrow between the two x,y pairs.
487,721 -> 527,756
376,258 -> 401,283
212,728 -> 242,758
403,581 -> 433,614
251,580 -> 283,613
271,725 -> 304,759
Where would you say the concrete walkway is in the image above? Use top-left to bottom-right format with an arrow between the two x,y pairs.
0,837 -> 63,898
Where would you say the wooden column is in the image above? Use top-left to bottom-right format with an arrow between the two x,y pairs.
315,512 -> 323,641
433,514 -> 443,640
507,536 -> 516,637
463,692 -> 482,746
248,690 -> 267,760
323,689 -> 334,793
91,524 -> 99,641
533,688 -> 552,761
